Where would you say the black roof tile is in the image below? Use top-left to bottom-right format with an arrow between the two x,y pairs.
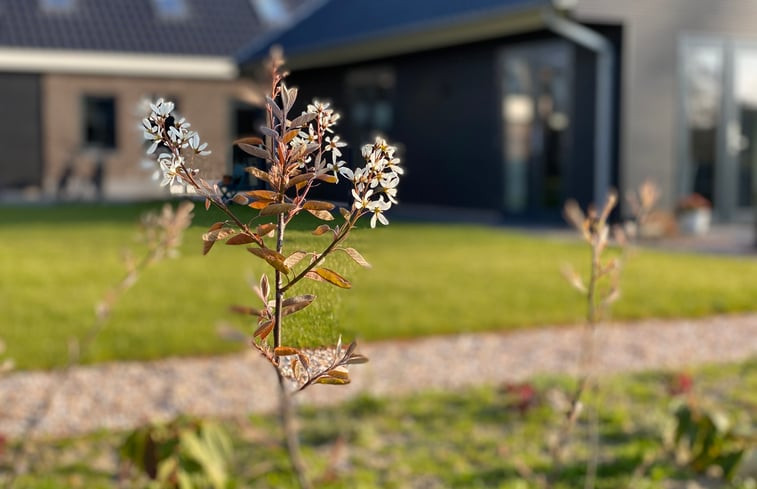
0,0 -> 301,56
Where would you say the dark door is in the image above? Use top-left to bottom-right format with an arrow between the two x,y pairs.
499,41 -> 574,218
0,74 -> 43,189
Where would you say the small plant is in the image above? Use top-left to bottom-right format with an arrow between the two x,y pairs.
121,417 -> 233,489
676,192 -> 711,212
552,183 -> 659,488
671,401 -> 750,481
140,49 -> 402,488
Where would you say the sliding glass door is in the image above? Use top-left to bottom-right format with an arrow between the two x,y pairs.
680,37 -> 757,220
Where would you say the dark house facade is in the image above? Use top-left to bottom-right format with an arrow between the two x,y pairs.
239,0 -> 757,223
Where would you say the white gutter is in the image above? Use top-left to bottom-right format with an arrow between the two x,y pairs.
543,10 -> 615,208
0,48 -> 238,80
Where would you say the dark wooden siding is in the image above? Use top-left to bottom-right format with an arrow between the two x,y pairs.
0,73 -> 43,188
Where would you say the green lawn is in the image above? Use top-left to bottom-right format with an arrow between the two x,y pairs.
5,359 -> 757,488
2,202 -> 757,369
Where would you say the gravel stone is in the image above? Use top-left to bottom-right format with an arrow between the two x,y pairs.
1,314 -> 756,439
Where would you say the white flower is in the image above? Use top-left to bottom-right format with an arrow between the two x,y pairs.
352,188 -> 373,210
339,166 -> 354,181
188,132 -> 211,156
159,155 -> 183,187
379,175 -> 399,204
150,98 -> 174,117
367,198 -> 391,228
386,157 -> 404,176
325,135 -> 346,157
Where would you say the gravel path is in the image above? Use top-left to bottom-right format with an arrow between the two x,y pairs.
2,314 -> 756,439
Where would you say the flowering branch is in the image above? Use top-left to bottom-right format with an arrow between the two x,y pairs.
140,48 -> 403,489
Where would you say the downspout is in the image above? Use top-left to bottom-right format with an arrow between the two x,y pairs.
542,9 -> 615,207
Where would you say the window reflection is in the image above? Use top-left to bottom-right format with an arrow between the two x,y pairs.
734,47 -> 757,207
684,45 -> 722,203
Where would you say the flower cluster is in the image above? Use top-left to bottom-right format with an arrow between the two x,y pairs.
141,99 -> 210,190
347,137 -> 403,228
290,99 -> 350,180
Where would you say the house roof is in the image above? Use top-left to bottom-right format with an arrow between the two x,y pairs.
0,0 -> 265,56
237,0 -> 553,70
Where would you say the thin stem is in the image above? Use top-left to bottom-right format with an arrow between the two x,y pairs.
281,212 -> 360,294
277,373 -> 313,489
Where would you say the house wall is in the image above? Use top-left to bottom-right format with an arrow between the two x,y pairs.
0,73 -> 43,190
41,73 -> 260,199
575,0 -> 757,210
288,34 -> 563,212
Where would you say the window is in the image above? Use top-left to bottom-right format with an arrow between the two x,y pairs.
40,0 -> 75,12
345,67 -> 396,169
152,0 -> 188,19
253,0 -> 289,26
83,96 -> 116,149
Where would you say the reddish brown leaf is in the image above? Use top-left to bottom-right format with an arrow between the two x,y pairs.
282,129 -> 299,144
237,143 -> 270,160
315,376 -> 350,385
245,190 -> 278,201
303,200 -> 335,211
248,201 -> 268,210
317,174 -> 338,184
307,209 -> 334,221
247,247 -> 291,274
284,251 -> 308,268
312,224 -> 331,236
281,294 -> 315,316
259,203 -> 296,217
204,198 -> 211,211
308,268 -> 351,289
232,194 -> 249,206
286,173 -> 314,188
256,223 -> 277,236
234,136 -> 263,146
229,305 -> 263,317
274,346 -> 299,356
345,354 -> 369,365
245,166 -> 271,183
339,207 -> 351,220
253,319 -> 273,339
326,367 -> 350,380
226,233 -> 257,245
202,223 -> 232,255
339,247 -> 371,268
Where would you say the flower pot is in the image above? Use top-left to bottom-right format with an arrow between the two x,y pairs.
677,208 -> 711,235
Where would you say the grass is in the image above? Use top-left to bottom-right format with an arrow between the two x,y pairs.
5,358 -> 757,488
2,201 -> 757,369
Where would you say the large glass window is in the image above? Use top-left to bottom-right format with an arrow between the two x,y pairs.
680,38 -> 757,220
500,41 -> 573,215
682,43 -> 723,204
83,96 -> 116,149
84,96 -> 116,149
